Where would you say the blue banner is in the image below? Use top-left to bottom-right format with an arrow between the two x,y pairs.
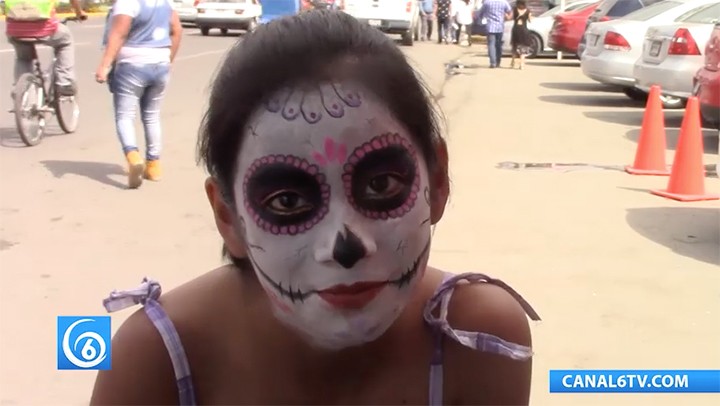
549,370 -> 720,393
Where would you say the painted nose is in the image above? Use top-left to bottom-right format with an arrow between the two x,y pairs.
332,226 -> 367,269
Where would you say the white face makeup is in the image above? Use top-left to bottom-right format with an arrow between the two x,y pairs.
233,81 -> 432,350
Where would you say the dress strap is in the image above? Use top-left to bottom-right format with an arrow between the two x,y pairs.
427,272 -> 455,406
103,278 -> 197,405
424,272 -> 541,361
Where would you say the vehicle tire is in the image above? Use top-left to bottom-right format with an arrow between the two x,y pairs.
54,85 -> 79,134
660,94 -> 686,109
528,33 -> 542,59
13,73 -> 45,147
220,28 -> 228,36
622,87 -> 648,102
247,18 -> 258,32
200,26 -> 210,36
413,16 -> 420,41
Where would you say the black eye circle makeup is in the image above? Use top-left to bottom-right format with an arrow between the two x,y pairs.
342,133 -> 420,220
243,155 -> 330,235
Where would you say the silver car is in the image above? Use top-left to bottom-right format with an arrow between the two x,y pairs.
172,0 -> 199,26
633,2 -> 720,108
581,0 -> 717,104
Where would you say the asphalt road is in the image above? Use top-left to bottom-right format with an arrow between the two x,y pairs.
0,16 -> 718,405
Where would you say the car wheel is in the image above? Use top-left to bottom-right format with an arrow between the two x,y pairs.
401,29 -> 414,46
200,26 -> 210,36
247,18 -> 258,32
659,94 -> 686,109
622,87 -> 648,102
413,14 -> 420,41
528,33 -> 542,59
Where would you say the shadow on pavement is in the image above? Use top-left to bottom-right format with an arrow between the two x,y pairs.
626,207 -> 720,266
527,60 -> 579,67
539,82 -> 619,92
625,127 -> 720,153
539,94 -> 645,108
584,110 -> 688,128
40,160 -> 127,189
0,126 -> 66,148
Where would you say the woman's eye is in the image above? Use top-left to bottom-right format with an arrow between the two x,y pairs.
365,174 -> 405,198
263,192 -> 312,215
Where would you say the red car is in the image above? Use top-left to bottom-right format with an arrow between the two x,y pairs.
548,2 -> 600,57
694,22 -> 720,129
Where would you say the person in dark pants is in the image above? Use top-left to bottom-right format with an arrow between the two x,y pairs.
435,0 -> 452,44
478,0 -> 512,68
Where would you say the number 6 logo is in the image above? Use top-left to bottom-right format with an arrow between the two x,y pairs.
62,318 -> 108,369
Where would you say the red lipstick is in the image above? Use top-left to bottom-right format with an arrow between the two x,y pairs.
317,281 -> 387,310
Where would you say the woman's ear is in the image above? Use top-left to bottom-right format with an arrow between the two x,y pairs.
205,177 -> 247,258
429,138 -> 450,225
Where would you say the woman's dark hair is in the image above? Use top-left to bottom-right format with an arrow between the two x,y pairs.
516,0 -> 527,8
197,10 -> 444,264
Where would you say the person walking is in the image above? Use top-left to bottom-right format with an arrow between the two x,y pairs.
453,0 -> 474,45
5,0 -> 86,98
435,0 -> 452,44
510,0 -> 532,69
478,0 -> 512,68
95,0 -> 182,189
418,0 -> 435,41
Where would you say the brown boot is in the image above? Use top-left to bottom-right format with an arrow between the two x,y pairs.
126,151 -> 145,189
144,159 -> 162,181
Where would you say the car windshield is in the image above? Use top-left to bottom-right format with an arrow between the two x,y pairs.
677,2 -> 720,23
622,0 -> 681,21
540,1 -> 592,17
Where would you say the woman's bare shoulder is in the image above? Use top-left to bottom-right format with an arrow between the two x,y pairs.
90,266 -> 241,405
439,272 -> 535,405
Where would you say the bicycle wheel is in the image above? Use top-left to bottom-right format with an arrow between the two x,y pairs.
53,84 -> 79,133
13,73 -> 45,146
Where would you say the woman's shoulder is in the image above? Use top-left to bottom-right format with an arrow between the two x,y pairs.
90,266 -> 241,404
428,271 -> 540,404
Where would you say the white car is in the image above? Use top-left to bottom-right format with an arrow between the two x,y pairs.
581,0 -> 717,105
633,2 -> 720,107
341,0 -> 420,46
172,0 -> 199,25
196,0 -> 262,36
502,0 -> 597,57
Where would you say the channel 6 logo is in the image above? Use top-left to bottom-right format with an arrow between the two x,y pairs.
57,316 -> 111,370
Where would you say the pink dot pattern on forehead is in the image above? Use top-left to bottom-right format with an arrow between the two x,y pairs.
342,133 -> 421,220
243,154 -> 330,235
264,82 -> 362,124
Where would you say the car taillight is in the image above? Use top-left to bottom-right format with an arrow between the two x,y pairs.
193,0 -> 201,6
669,28 -> 701,56
604,31 -> 630,51
405,1 -> 412,12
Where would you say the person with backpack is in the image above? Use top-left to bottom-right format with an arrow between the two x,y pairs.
4,0 -> 86,97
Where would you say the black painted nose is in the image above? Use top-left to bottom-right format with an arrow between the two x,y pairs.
332,226 -> 367,269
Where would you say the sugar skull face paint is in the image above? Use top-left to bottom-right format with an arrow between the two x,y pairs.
234,82 -> 432,350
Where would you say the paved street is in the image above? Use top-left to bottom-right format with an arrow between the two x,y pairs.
0,16 -> 718,405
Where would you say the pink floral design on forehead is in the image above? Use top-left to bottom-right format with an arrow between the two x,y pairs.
264,82 -> 362,124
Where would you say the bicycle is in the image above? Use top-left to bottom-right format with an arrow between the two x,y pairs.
11,16 -> 85,147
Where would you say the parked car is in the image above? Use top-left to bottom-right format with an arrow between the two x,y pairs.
196,0 -> 263,36
340,0 -> 420,46
581,0 -> 717,103
172,0 -> 199,26
694,21 -> 720,128
633,2 -> 720,108
472,0 -> 555,36
578,0 -> 664,57
548,2 -> 601,56
501,0 -> 598,57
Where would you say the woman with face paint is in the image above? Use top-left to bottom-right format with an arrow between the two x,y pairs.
91,10 -> 541,406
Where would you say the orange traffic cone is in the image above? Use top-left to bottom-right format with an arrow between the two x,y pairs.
651,97 -> 719,202
626,85 -> 671,175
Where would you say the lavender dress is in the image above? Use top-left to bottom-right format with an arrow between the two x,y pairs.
103,272 -> 541,405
